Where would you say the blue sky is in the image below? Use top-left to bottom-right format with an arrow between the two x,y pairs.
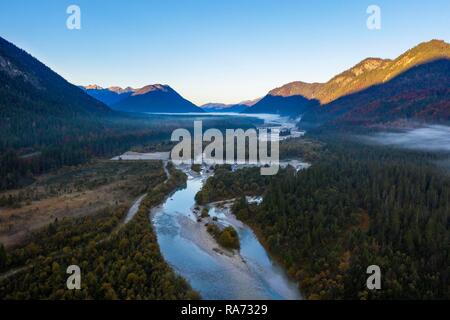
0,0 -> 449,105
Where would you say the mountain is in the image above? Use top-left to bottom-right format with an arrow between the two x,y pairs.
239,97 -> 262,107
270,40 -> 450,105
302,58 -> 450,127
201,97 -> 261,113
108,86 -> 134,94
0,37 -> 110,117
80,85 -> 133,105
244,94 -> 319,116
82,84 -> 203,113
245,39 -> 450,119
0,36 -> 112,150
269,81 -> 324,100
110,84 -> 203,113
201,102 -> 249,113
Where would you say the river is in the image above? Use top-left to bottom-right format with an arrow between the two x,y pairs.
150,166 -> 302,300
114,112 -> 304,299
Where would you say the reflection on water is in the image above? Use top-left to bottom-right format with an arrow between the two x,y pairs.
151,173 -> 301,300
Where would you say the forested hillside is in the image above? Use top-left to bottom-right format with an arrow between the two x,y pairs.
197,138 -> 450,299
303,59 -> 450,127
0,35 -> 130,190
243,94 -> 319,116
0,163 -> 199,299
246,40 -> 450,126
0,32 -> 260,192
0,36 -> 203,191
269,40 -> 450,104
0,36 -> 113,150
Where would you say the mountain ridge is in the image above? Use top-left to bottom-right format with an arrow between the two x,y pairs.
200,99 -> 260,113
0,35 -> 115,150
245,39 -> 450,126
302,58 -> 450,128
244,94 -> 319,116
0,36 -> 111,117
111,84 -> 203,113
269,40 -> 450,105
82,84 -> 203,113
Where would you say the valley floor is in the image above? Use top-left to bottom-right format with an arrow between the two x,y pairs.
0,160 -> 165,247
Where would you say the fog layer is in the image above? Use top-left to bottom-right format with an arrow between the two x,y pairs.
364,125 -> 450,152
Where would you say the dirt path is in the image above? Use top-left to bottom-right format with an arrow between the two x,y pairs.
0,161 -> 173,283
163,161 -> 171,183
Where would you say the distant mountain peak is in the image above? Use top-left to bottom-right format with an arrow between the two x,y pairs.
269,81 -> 324,100
411,39 -> 449,51
132,84 -> 172,96
201,102 -> 229,109
81,83 -> 199,113
200,102 -> 251,113
107,84 -> 202,113
238,97 -> 262,106
382,39 -> 450,81
201,96 -> 261,109
346,58 -> 391,76
84,84 -> 103,90
107,86 -> 134,94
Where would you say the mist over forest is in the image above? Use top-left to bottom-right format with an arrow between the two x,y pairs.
362,125 -> 450,153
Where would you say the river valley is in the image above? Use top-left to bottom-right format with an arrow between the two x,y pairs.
151,166 -> 302,300
115,113 -> 306,299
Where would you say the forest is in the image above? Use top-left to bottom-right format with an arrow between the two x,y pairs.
0,114 -> 259,191
0,162 -> 199,299
197,136 -> 450,299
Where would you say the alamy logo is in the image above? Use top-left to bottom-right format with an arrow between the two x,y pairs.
366,5 -> 381,30
171,121 -> 280,175
66,265 -> 81,290
366,265 -> 381,290
66,5 -> 81,30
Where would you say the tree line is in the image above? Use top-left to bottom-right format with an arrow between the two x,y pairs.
0,163 -> 199,300
197,137 -> 450,299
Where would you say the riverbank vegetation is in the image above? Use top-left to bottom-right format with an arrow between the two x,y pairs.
0,162 -> 199,300
197,136 -> 450,299
195,137 -> 324,205
206,224 -> 240,250
279,137 -> 324,162
195,165 -> 269,205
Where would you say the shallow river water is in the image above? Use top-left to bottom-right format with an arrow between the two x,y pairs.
151,169 -> 301,300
